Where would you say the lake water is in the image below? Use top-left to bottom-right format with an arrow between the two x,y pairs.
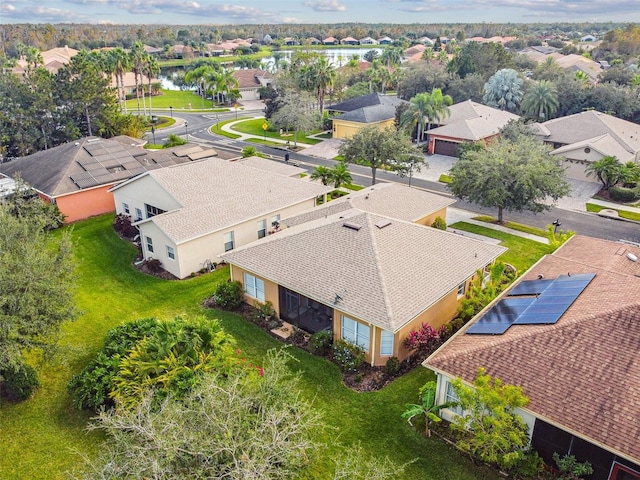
160,47 -> 384,90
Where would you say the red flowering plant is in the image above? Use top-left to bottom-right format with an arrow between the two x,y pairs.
402,323 -> 447,358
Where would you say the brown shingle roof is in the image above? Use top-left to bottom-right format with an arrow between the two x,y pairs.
425,235 -> 640,463
233,69 -> 271,89
222,209 -> 505,331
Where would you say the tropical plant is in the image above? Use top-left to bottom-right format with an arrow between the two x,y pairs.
483,68 -> 523,112
402,381 -> 455,437
184,65 -> 218,109
521,80 -> 559,121
450,368 -> 531,471
211,280 -> 244,310
402,323 -> 446,357
330,161 -> 352,188
129,42 -> 149,116
400,89 -> 452,146
310,165 -> 334,185
431,216 -> 447,230
364,49 -> 380,62
552,452 -> 594,480
143,55 -> 160,117
585,155 -> 624,189
107,48 -> 131,112
332,339 -> 365,372
163,133 -> 187,148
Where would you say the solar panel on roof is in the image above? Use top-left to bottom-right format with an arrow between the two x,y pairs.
466,321 -> 513,335
112,169 -> 132,180
84,143 -> 107,154
507,279 -> 554,296
70,174 -> 99,188
514,313 -> 563,325
555,273 -> 596,282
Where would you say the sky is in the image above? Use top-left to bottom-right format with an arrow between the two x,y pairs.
1,0 -> 639,25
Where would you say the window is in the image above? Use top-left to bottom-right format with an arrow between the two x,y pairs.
271,214 -> 281,230
611,463 -> 640,480
445,381 -> 463,416
145,236 -> 154,253
341,316 -> 370,352
380,330 -> 394,356
224,231 -> 234,252
135,208 -> 143,221
257,219 -> 267,239
123,203 -> 130,215
145,203 -> 166,218
243,272 -> 265,301
166,246 -> 175,260
457,282 -> 466,297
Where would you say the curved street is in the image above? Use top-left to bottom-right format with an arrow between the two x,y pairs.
153,111 -> 640,245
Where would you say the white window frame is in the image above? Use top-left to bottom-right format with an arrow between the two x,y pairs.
224,231 -> 235,252
166,245 -> 175,260
271,214 -> 281,229
123,203 -> 130,215
341,316 -> 370,353
380,330 -> 394,356
243,272 -> 265,301
145,236 -> 154,253
135,207 -> 143,222
445,381 -> 464,416
457,282 -> 466,297
257,219 -> 267,239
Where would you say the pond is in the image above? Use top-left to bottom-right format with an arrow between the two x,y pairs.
159,47 -> 385,90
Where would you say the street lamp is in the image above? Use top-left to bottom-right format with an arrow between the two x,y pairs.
185,121 -> 188,139
169,106 -> 173,118
552,219 -> 562,234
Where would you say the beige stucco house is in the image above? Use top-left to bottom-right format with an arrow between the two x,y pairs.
109,157 -> 331,279
532,110 -> 640,181
328,93 -> 407,140
221,184 -> 505,366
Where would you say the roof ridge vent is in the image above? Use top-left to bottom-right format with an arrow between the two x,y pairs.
343,221 -> 361,231
375,219 -> 392,229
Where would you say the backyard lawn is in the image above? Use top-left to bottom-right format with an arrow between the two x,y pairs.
0,215 -> 511,479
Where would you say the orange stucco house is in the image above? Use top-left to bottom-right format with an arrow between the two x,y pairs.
221,183 -> 505,366
0,136 -> 223,223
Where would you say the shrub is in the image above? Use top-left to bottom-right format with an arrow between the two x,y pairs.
552,452 -> 594,480
212,281 -> 244,310
0,362 -> 40,401
113,214 -> 138,238
384,356 -> 401,376
309,330 -> 332,355
144,258 -> 163,273
252,300 -> 276,325
331,339 -> 365,372
289,328 -> 307,346
609,186 -> 640,202
402,323 -> 446,357
431,216 -> 447,230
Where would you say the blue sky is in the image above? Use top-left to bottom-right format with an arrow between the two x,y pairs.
1,0 -> 639,24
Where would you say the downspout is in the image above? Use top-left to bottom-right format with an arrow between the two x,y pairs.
370,324 -> 376,367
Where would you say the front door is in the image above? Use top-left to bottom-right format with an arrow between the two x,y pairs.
284,290 -> 300,318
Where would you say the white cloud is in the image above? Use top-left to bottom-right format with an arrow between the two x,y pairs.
303,0 -> 347,12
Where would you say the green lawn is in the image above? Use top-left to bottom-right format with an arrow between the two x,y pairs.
472,215 -> 550,237
0,215 -> 501,480
231,118 -> 322,145
586,203 -> 640,222
125,89 -> 230,112
450,221 -> 553,275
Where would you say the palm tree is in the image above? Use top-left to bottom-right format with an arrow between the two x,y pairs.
380,47 -> 402,68
129,42 -> 149,116
331,161 -> 352,188
25,46 -> 43,69
585,156 -> 624,190
310,165 -> 334,186
143,56 -> 161,117
534,56 -> 562,81
364,49 -> 380,62
215,68 -> 239,105
298,57 -> 335,113
401,89 -> 453,146
185,65 -> 217,109
521,80 -> 559,121
483,68 -> 523,112
108,48 -> 131,113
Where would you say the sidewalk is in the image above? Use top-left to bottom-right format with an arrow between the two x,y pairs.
446,208 -> 550,245
588,198 -> 640,218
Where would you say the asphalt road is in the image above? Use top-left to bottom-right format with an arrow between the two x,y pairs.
154,113 -> 640,245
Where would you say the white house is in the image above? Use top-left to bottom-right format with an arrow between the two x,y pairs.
110,157 -> 331,278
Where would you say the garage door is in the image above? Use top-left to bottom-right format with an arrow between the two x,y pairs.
434,139 -> 460,157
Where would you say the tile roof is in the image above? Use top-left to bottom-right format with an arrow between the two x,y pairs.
222,209 -> 505,331
283,183 -> 454,227
126,158 -> 331,244
328,92 -> 405,113
535,110 -> 640,162
232,69 -> 271,89
425,235 -> 640,463
235,156 -> 305,177
0,138 -> 220,197
335,104 -> 398,124
427,100 -> 519,141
